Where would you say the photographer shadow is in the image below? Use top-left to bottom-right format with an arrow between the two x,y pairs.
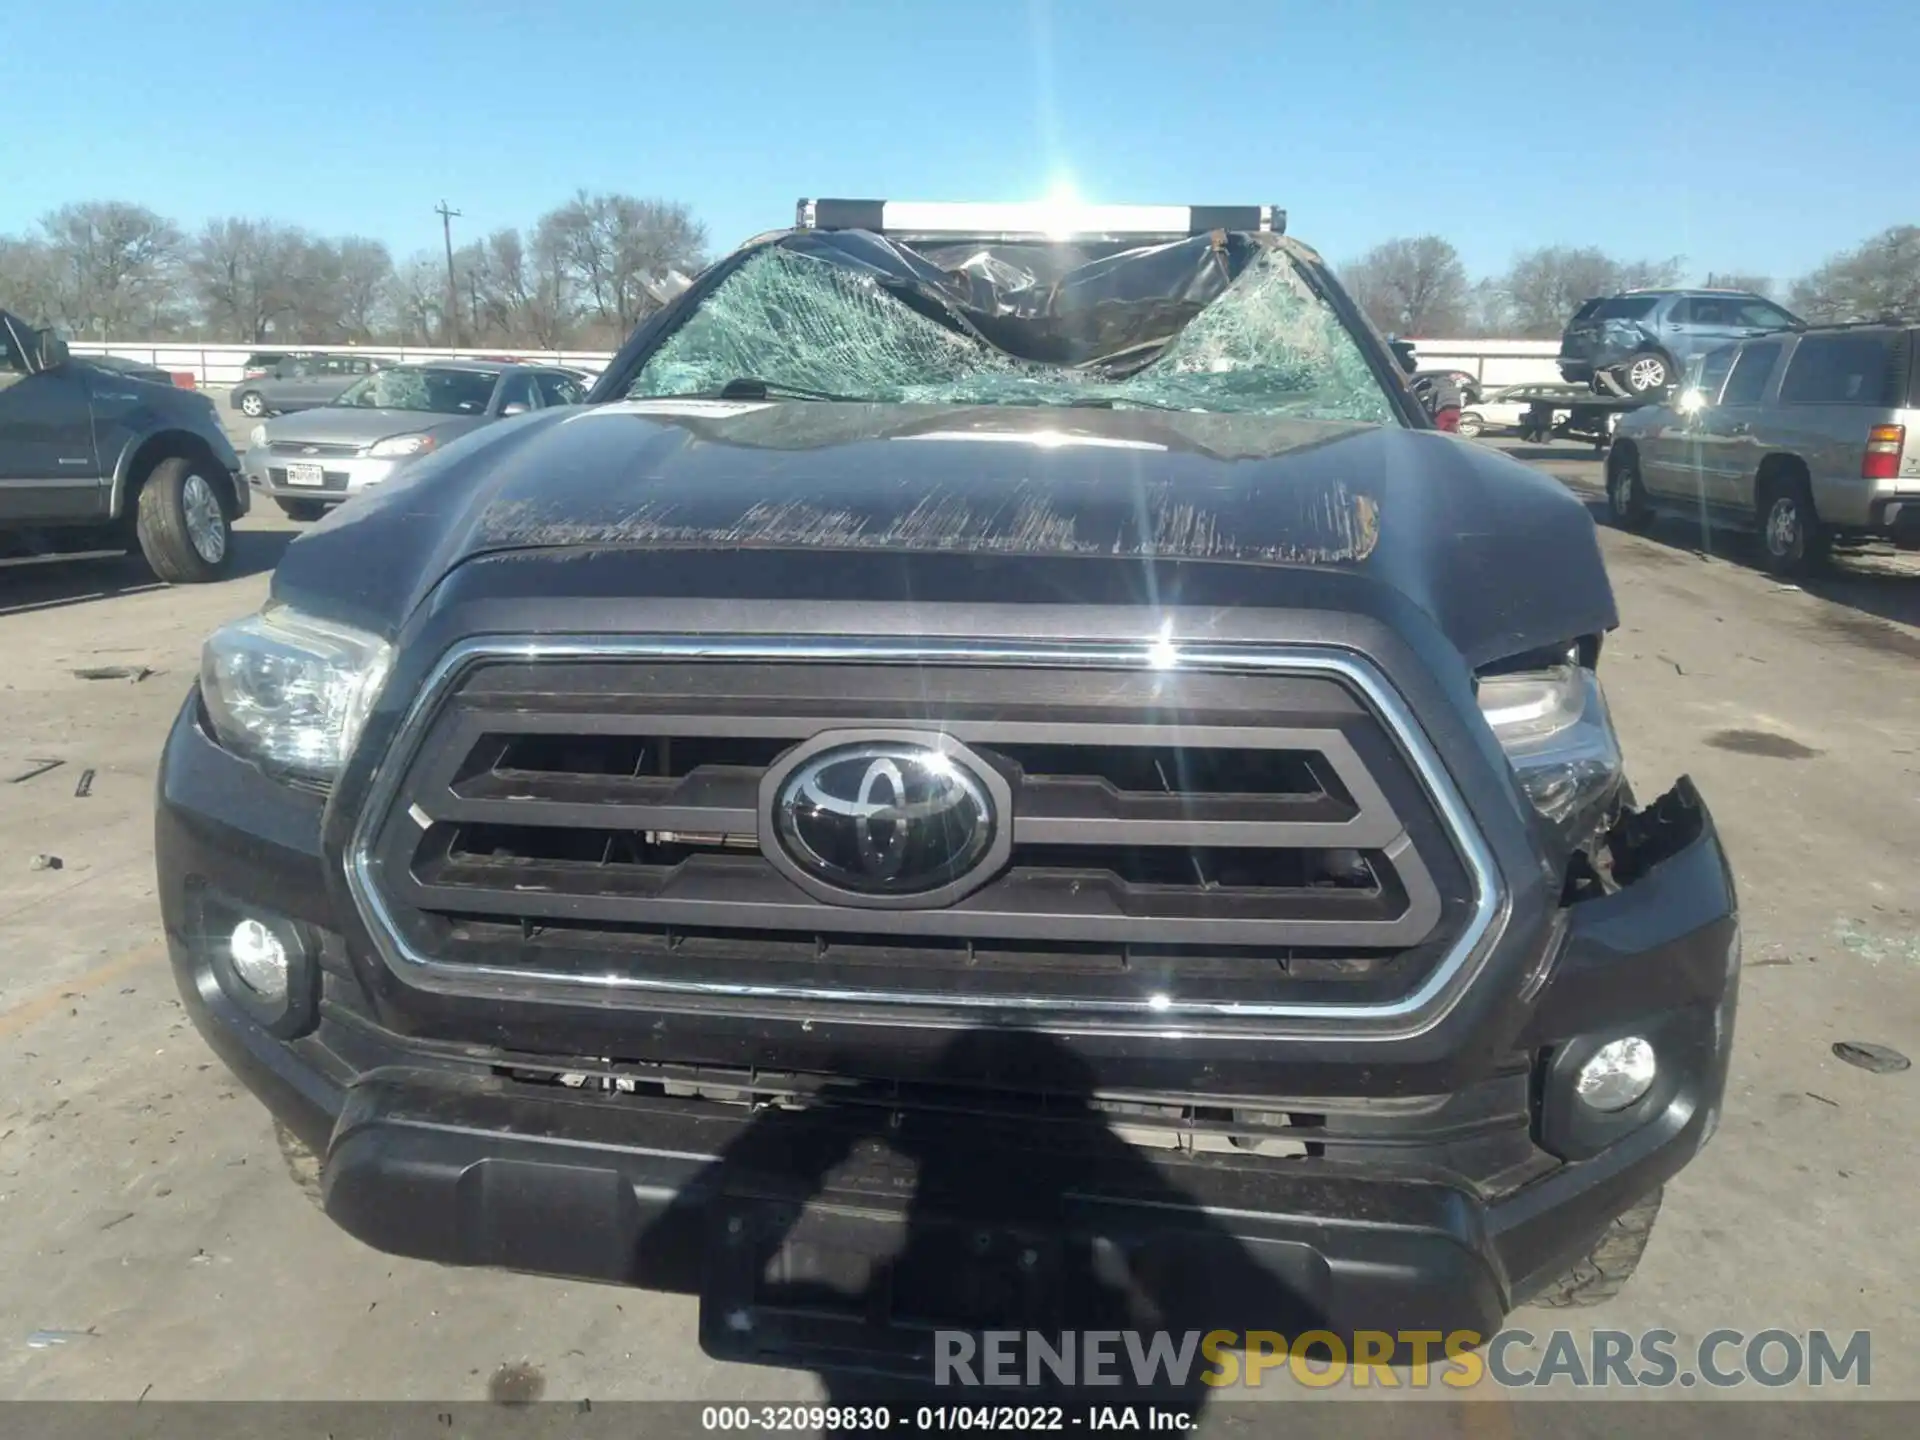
633,1026 -> 1329,1429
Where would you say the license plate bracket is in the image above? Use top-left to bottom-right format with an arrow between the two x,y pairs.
700,1196 -> 1064,1375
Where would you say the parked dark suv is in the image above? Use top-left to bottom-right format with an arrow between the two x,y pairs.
1559,288 -> 1802,397
2,307 -> 248,581
158,200 -> 1739,1373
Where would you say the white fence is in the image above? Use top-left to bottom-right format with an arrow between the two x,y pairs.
67,341 -> 612,389
1406,339 -> 1565,390
67,337 -> 1567,392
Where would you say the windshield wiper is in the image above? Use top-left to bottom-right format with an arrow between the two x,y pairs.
663,377 -> 864,403
1058,394 -> 1193,413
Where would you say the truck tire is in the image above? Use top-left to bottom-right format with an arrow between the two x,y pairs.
272,1120 -> 324,1209
1605,446 -> 1655,530
1757,470 -> 1831,577
1532,1187 -> 1662,1308
135,456 -> 234,583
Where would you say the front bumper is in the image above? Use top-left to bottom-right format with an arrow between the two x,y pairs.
242,445 -> 405,503
155,686 -> 1740,1357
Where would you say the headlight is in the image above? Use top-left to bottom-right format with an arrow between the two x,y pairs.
1476,663 -> 1623,826
248,424 -> 267,448
368,433 -> 436,458
200,606 -> 393,781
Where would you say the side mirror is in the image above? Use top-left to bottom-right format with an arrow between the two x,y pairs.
35,329 -> 70,369
501,402 -> 530,417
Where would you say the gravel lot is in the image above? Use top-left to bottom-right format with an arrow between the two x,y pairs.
0,432 -> 1915,1413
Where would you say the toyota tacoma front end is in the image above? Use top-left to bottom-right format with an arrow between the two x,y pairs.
156,201 -> 1738,1373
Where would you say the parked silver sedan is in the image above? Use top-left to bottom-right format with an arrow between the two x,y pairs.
242,362 -> 588,519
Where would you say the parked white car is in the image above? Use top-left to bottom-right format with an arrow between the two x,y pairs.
1458,385 -> 1538,438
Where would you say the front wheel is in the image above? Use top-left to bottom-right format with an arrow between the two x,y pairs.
238,390 -> 267,418
135,457 -> 233,583
1618,352 -> 1674,396
1533,1188 -> 1662,1307
272,1120 -> 324,1208
1456,410 -> 1484,438
1606,448 -> 1654,530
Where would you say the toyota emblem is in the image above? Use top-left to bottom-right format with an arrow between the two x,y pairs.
764,734 -> 1007,906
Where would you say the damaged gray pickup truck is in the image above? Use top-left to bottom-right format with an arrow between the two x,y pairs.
158,199 -> 1738,1374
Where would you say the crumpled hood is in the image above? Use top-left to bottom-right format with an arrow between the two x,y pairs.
272,399 -> 1615,669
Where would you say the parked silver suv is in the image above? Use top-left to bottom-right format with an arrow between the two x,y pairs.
1606,324 -> 1920,574
230,353 -> 388,418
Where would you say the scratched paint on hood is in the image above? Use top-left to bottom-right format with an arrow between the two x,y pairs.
476,476 -> 1381,566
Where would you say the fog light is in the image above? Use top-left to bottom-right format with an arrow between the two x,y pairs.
228,919 -> 290,1002
1575,1036 -> 1657,1112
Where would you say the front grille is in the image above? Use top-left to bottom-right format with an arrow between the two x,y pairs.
354,645 -> 1488,1017
270,440 -> 363,458
266,466 -> 350,491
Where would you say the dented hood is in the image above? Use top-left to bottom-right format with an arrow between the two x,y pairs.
272,399 -> 1616,669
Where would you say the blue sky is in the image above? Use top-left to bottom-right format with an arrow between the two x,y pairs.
2,0 -> 1913,286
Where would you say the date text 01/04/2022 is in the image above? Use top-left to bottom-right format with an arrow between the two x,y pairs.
699,1404 -> 1194,1431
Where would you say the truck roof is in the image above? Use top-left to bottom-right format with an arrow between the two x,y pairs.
794,197 -> 1286,243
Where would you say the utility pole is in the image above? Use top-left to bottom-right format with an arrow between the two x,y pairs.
435,200 -> 462,347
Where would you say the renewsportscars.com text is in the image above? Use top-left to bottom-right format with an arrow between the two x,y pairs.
934,1328 -> 1871,1390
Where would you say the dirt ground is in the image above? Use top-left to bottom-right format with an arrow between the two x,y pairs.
0,428 -> 1915,1415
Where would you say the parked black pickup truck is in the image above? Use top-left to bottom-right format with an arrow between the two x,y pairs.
158,200 -> 1739,1378
1,307 -> 246,581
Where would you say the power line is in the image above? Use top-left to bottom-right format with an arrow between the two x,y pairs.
434,200 -> 462,347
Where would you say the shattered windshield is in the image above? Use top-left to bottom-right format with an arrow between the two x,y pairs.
626,238 -> 1395,422
333,366 -> 498,414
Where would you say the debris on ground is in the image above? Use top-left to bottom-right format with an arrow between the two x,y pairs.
6,758 -> 64,784
29,854 -> 62,872
71,665 -> 154,682
26,1328 -> 98,1348
1832,1041 -> 1911,1074
73,769 -> 95,798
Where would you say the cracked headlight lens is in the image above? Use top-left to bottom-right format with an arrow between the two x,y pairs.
1477,663 -> 1623,825
200,606 -> 393,781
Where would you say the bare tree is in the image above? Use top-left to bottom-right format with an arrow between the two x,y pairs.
333,238 -> 395,341
1612,256 -> 1688,293
38,201 -> 184,338
455,227 -> 574,350
1341,236 -> 1470,337
1787,226 -> 1920,324
1494,246 -> 1685,337
1703,271 -> 1774,297
188,219 -> 302,342
1465,277 -> 1513,338
539,191 -> 707,343
388,253 -> 449,345
0,236 -> 61,326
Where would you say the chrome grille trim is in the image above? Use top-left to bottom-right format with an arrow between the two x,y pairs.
344,636 -> 1507,1031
